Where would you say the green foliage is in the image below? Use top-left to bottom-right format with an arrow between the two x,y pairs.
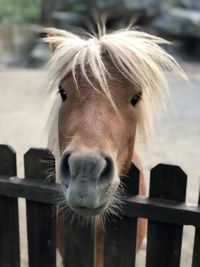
70,3 -> 87,13
0,0 -> 104,24
0,0 -> 41,23
23,4 -> 40,22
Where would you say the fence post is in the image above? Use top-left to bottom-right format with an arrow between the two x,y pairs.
0,144 -> 20,267
104,163 -> 140,267
63,217 -> 95,267
146,164 -> 187,267
192,190 -> 200,267
24,148 -> 56,267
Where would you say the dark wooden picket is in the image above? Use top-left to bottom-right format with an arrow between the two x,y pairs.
0,145 -> 20,267
104,164 -> 139,267
24,148 -> 56,267
192,191 -> 200,267
64,218 -> 95,267
146,164 -> 187,267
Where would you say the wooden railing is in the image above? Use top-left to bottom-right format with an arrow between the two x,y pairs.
0,144 -> 199,267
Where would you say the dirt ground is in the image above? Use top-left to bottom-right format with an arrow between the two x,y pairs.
0,60 -> 200,266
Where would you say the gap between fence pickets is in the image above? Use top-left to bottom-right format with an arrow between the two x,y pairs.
0,175 -> 200,226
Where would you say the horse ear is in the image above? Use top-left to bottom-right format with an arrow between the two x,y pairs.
40,30 -> 61,53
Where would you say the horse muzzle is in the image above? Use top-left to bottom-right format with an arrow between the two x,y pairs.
59,150 -> 115,216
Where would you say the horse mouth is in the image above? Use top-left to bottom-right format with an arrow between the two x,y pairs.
70,203 -> 107,216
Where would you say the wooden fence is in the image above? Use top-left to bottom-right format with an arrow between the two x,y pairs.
0,144 -> 199,267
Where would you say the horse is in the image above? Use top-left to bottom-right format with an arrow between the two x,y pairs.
43,27 -> 186,266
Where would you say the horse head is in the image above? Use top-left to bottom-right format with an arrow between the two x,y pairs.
44,28 -> 185,219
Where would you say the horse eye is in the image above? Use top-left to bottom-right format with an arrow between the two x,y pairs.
58,85 -> 67,102
131,92 -> 142,107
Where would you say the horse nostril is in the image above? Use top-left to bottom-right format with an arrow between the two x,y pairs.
60,151 -> 71,186
60,151 -> 115,187
99,155 -> 114,183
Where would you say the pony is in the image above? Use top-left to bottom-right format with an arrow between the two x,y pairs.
43,27 -> 186,266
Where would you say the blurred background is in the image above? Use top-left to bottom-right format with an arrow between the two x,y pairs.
1,0 -> 200,67
0,0 -> 200,267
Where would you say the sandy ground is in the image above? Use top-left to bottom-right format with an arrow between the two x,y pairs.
0,60 -> 200,266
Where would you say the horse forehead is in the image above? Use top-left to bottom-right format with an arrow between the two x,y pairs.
64,72 -> 133,100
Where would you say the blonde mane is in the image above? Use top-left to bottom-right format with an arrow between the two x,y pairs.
44,27 -> 186,142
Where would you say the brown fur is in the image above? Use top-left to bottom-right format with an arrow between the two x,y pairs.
56,62 -> 147,266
